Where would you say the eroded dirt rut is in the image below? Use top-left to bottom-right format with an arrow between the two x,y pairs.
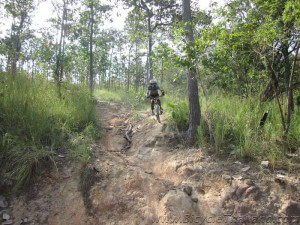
7,101 -> 300,225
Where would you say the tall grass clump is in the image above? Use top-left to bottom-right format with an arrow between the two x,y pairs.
164,96 -> 189,131
0,75 -> 98,191
164,91 -> 300,164
201,93 -> 300,161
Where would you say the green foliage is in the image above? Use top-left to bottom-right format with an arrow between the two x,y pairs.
164,97 -> 189,131
95,88 -> 148,110
164,92 -> 300,165
0,75 -> 98,191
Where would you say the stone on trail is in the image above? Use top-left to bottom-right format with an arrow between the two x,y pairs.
192,197 -> 198,203
144,170 -> 153,174
182,185 -> 193,196
241,166 -> 251,172
261,161 -> 269,168
158,190 -> 201,221
232,175 -> 243,180
275,174 -> 286,185
0,196 -> 8,208
222,174 -> 232,181
2,212 -> 10,220
2,220 -> 13,225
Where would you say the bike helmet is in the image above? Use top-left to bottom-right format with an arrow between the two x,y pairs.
149,79 -> 157,84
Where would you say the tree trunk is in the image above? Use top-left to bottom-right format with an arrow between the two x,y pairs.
127,46 -> 131,92
182,0 -> 201,142
147,16 -> 153,81
108,46 -> 114,90
282,41 -> 294,111
283,44 -> 299,139
11,10 -> 26,76
55,0 -> 67,97
89,0 -> 94,94
160,59 -> 164,85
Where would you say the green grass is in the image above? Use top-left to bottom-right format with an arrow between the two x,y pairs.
163,91 -> 300,166
0,74 -> 99,191
94,88 -> 148,110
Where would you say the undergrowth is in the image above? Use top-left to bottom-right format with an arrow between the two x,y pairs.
95,88 -> 148,110
0,74 -> 99,191
164,92 -> 300,167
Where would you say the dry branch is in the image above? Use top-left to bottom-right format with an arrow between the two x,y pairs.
124,124 -> 133,143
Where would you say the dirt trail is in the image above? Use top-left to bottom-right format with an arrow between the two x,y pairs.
6,101 -> 300,225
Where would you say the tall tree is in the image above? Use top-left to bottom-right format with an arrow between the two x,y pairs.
89,0 -> 94,93
54,0 -> 69,96
4,0 -> 35,76
182,0 -> 201,142
123,0 -> 179,82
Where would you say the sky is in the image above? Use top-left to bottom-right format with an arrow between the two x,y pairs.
32,0 -> 223,31
0,0 -> 225,38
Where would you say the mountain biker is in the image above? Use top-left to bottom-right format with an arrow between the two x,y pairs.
146,79 -> 165,115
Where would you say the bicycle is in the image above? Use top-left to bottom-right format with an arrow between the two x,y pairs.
152,96 -> 162,123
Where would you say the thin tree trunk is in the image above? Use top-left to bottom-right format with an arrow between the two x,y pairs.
283,44 -> 299,139
127,46 -> 132,92
182,0 -> 201,142
147,16 -> 153,81
135,42 -> 139,91
160,59 -> 164,85
108,46 -> 114,90
11,9 -> 26,77
89,0 -> 94,94
55,0 -> 66,97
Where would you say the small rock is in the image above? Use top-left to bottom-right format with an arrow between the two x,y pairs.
232,175 -> 243,180
276,174 -> 285,179
182,185 -> 193,196
275,174 -> 286,185
235,184 -> 250,199
244,179 -> 254,186
243,186 -> 259,198
241,166 -> 251,172
174,162 -> 182,171
261,161 -> 269,168
192,197 -> 198,203
2,220 -> 13,225
195,186 -> 205,195
286,153 -> 298,158
3,213 -> 10,220
276,170 -> 287,175
0,196 -> 8,208
234,161 -> 242,165
222,174 -> 232,181
145,170 -> 153,174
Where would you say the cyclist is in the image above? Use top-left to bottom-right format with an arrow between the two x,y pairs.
146,79 -> 164,115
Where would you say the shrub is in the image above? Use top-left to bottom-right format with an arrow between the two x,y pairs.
0,75 -> 98,191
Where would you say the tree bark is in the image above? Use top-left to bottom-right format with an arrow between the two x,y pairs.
55,0 -> 67,97
108,46 -> 114,90
182,0 -> 201,142
11,10 -> 26,76
283,44 -> 299,139
147,16 -> 153,81
127,46 -> 132,92
282,41 -> 294,111
89,0 -> 94,94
